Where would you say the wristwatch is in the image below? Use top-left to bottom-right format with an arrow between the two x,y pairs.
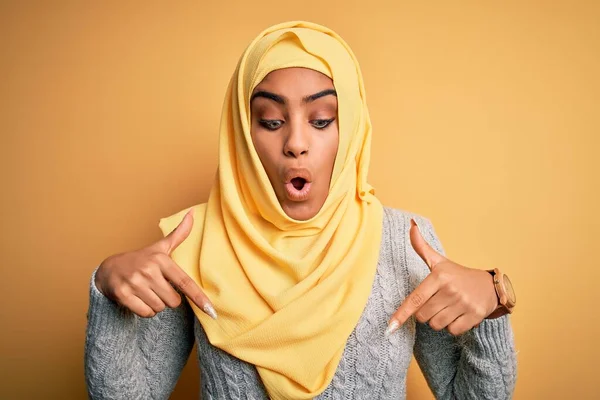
486,268 -> 516,319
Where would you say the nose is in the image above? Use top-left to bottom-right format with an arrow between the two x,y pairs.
283,119 -> 309,158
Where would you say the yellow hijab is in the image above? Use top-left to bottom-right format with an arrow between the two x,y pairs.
159,21 -> 383,399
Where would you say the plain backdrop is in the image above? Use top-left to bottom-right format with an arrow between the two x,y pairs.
1,1 -> 598,399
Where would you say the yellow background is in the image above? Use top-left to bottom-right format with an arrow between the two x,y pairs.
1,1 -> 598,399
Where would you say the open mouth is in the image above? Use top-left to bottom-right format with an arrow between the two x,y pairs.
284,169 -> 312,201
291,177 -> 307,191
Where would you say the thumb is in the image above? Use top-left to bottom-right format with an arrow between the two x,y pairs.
159,208 -> 195,256
410,218 -> 445,270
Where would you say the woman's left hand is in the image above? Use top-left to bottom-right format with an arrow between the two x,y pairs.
385,219 -> 499,337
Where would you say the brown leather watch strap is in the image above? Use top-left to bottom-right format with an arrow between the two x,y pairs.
485,268 -> 514,319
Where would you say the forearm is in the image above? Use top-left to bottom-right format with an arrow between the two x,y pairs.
415,316 -> 517,400
84,268 -> 195,400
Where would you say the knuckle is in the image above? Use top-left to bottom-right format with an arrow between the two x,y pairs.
163,288 -> 183,308
167,295 -> 182,308
112,287 -> 127,301
149,252 -> 166,265
110,286 -> 125,300
409,293 -> 424,308
444,284 -> 458,296
140,265 -> 155,279
435,270 -> 450,284
128,273 -> 144,289
457,293 -> 468,306
132,303 -> 156,318
474,306 -> 487,318
415,311 -> 427,323
429,321 -> 442,331
448,326 -> 462,336
177,276 -> 193,292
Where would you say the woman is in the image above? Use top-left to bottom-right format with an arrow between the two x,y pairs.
85,21 -> 517,399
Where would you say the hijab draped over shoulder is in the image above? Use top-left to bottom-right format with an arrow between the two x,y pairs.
159,21 -> 383,400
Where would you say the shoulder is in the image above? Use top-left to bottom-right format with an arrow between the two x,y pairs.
380,206 -> 445,290
382,206 -> 433,229
381,206 -> 443,252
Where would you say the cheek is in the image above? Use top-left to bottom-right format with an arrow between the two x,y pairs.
251,124 -> 268,157
324,128 -> 339,170
251,131 -> 280,176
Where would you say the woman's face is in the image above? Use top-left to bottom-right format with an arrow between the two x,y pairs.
250,67 -> 339,221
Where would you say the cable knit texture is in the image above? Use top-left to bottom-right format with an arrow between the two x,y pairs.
85,208 -> 517,399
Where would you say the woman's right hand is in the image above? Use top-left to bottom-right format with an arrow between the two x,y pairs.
95,209 -> 217,319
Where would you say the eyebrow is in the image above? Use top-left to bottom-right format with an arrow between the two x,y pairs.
250,89 -> 337,105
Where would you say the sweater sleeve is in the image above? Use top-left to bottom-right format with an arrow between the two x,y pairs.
407,215 -> 518,400
84,267 -> 195,400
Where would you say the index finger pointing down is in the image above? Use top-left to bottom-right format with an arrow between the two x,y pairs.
385,274 -> 440,336
161,257 -> 217,320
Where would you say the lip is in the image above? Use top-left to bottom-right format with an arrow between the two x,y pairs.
283,168 -> 313,202
283,168 -> 313,184
284,181 -> 312,201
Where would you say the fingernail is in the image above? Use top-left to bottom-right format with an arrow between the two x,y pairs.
385,320 -> 400,337
203,303 -> 218,320
410,218 -> 420,231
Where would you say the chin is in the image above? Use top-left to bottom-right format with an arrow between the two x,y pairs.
281,202 -> 320,221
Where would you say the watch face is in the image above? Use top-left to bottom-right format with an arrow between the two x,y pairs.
503,275 -> 516,305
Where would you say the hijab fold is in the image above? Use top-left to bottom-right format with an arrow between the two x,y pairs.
159,21 -> 383,400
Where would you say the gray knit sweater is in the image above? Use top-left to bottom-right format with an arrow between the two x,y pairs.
84,207 -> 517,399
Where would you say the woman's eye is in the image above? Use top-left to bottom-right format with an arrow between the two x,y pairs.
259,119 -> 283,130
311,118 -> 335,129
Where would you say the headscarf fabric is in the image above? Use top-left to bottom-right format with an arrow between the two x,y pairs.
159,21 -> 383,400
